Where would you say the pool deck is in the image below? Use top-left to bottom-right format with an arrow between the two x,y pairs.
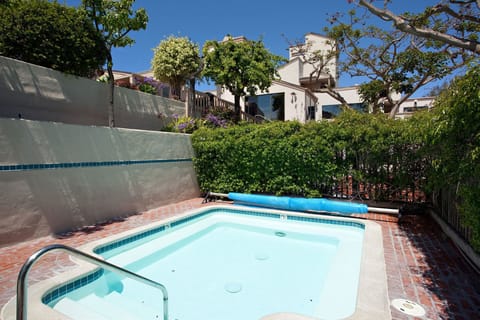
1,198 -> 479,319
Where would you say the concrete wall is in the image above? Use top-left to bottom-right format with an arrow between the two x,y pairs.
0,56 -> 185,131
0,118 -> 200,247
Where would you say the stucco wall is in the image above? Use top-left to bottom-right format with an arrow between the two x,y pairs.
0,118 -> 200,247
0,56 -> 184,131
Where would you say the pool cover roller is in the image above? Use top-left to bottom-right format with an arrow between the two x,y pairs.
206,192 -> 399,215
227,192 -> 368,214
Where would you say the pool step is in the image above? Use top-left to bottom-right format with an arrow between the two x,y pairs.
54,297 -> 110,320
54,293 -> 143,320
107,291 -> 163,319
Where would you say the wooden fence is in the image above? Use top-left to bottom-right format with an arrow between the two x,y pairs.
190,91 -> 262,123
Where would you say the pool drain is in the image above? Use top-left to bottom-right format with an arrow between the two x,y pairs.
275,231 -> 286,237
254,252 -> 269,260
391,298 -> 426,317
224,282 -> 242,293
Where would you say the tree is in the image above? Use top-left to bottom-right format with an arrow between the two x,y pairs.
323,7 -> 472,117
151,36 -> 202,101
82,0 -> 148,127
353,0 -> 480,55
0,0 -> 106,77
202,36 -> 286,121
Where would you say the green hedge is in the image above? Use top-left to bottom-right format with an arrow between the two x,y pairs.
191,110 -> 426,199
426,65 -> 480,250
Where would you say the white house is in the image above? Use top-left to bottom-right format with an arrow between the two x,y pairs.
214,33 -> 432,122
395,96 -> 435,119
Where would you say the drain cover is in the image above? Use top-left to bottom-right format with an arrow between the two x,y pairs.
224,282 -> 242,293
254,252 -> 269,261
391,298 -> 426,317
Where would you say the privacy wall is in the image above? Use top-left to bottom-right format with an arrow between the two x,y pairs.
0,118 -> 200,246
0,56 -> 184,131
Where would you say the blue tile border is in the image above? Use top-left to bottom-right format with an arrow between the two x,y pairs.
94,225 -> 167,255
287,215 -> 365,229
42,206 -> 365,305
93,207 -> 363,257
42,268 -> 104,304
0,158 -> 192,172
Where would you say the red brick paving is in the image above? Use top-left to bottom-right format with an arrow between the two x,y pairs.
1,198 -> 479,319
381,214 -> 480,320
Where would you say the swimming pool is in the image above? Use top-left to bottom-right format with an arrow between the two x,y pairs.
2,205 -> 390,320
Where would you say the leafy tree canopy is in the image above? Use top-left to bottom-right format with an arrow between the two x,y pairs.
82,0 -> 148,52
151,36 -> 201,98
0,0 -> 106,77
429,64 -> 480,185
82,0 -> 148,127
352,0 -> 480,55
324,5 -> 475,117
427,64 -> 480,249
202,36 -> 286,119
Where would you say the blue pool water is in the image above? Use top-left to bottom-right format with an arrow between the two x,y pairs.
46,208 -> 365,320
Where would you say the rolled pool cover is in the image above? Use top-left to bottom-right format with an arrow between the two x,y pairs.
227,192 -> 368,215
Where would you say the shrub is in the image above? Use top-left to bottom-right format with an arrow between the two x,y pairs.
192,112 -> 429,201
164,115 -> 199,134
203,114 -> 228,128
136,77 -> 160,95
427,65 -> 480,250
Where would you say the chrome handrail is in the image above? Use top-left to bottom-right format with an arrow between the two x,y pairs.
16,244 -> 169,320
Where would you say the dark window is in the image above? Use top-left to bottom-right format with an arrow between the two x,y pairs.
306,105 -> 316,121
404,105 -> 428,113
246,93 -> 285,121
322,103 -> 367,118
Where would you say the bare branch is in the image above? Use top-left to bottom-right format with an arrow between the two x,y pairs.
429,4 -> 480,24
358,0 -> 480,54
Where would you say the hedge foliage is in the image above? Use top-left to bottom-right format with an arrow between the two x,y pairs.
426,65 -> 480,250
191,110 -> 426,199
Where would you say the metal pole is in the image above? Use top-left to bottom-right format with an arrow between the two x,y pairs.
367,206 -> 399,215
208,192 -> 229,198
17,244 -> 168,320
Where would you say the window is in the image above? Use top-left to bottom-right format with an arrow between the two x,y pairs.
404,105 -> 428,113
246,93 -> 285,121
306,105 -> 316,121
322,103 -> 366,119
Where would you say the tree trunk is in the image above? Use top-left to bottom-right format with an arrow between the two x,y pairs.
186,78 -> 196,117
319,87 -> 352,110
106,53 -> 115,128
171,80 -> 182,101
388,103 -> 401,118
234,95 -> 241,122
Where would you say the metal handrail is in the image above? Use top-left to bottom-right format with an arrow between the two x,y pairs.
16,244 -> 169,320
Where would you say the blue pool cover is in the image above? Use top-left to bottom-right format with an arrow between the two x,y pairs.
228,192 -> 368,214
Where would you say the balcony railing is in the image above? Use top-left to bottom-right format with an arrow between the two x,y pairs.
190,91 -> 263,123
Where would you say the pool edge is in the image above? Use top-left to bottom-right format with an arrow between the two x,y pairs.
1,204 -> 390,320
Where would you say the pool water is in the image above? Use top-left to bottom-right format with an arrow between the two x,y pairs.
48,209 -> 364,320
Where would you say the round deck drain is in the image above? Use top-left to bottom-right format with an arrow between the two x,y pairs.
391,298 -> 426,317
254,252 -> 269,261
275,231 -> 286,237
224,282 -> 242,293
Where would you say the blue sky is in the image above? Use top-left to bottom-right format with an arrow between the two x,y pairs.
65,0 -> 441,95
